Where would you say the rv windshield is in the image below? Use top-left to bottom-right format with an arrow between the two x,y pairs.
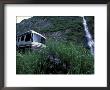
33,33 -> 45,44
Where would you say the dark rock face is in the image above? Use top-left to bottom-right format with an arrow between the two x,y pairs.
16,17 -> 53,34
16,16 -> 94,42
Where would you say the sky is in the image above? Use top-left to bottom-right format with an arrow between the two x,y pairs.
16,16 -> 32,23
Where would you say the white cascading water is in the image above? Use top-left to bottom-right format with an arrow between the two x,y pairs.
82,16 -> 94,55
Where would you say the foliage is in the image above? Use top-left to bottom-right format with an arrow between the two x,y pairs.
16,39 -> 94,74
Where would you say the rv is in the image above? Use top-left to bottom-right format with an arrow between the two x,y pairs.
16,30 -> 46,51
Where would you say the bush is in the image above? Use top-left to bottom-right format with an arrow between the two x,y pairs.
16,39 -> 94,74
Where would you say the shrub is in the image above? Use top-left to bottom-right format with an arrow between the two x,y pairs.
16,39 -> 94,74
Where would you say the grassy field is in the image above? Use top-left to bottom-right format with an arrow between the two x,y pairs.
16,39 -> 94,74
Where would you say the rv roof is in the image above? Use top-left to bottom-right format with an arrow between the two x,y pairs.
17,30 -> 46,39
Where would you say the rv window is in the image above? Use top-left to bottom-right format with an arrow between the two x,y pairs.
18,37 -> 20,42
41,37 -> 45,44
25,33 -> 32,42
21,35 -> 24,41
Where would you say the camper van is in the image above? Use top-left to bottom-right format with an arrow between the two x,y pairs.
16,30 -> 46,51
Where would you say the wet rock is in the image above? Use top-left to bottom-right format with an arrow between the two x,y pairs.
46,54 -> 70,74
47,54 -> 61,65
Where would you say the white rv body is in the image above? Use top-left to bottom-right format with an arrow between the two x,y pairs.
16,30 -> 46,50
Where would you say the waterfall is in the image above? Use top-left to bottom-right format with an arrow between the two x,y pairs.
82,16 -> 94,55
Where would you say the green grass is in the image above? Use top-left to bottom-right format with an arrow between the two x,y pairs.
16,39 -> 94,74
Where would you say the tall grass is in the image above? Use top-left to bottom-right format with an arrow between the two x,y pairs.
16,39 -> 94,74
